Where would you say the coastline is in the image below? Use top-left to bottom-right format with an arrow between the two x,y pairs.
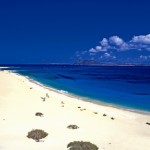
0,70 -> 150,150
12,70 -> 150,116
1,65 -> 150,114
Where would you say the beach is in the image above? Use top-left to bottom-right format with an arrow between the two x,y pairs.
0,70 -> 150,150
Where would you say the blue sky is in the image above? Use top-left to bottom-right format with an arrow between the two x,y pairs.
0,0 -> 150,64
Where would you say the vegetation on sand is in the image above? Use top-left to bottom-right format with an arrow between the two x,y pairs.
27,129 -> 48,142
111,117 -> 115,120
67,141 -> 99,150
35,112 -> 43,117
67,125 -> 79,129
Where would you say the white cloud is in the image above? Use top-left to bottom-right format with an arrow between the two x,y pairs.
99,52 -> 116,60
97,34 -> 150,52
95,46 -> 102,51
89,48 -> 97,53
76,34 -> 150,63
100,38 -> 109,46
97,35 -> 128,51
131,34 -> 150,44
119,42 -> 129,50
109,36 -> 124,46
88,46 -> 107,54
104,52 -> 111,57
95,46 -> 107,51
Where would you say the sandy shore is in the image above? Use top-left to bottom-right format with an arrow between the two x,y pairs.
0,70 -> 150,150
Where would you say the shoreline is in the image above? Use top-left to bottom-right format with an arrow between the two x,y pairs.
9,70 -> 150,116
1,70 -> 150,150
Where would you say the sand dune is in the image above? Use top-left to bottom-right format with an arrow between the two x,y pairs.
0,70 -> 150,150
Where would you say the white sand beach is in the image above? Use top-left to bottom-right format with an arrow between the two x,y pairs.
0,70 -> 150,150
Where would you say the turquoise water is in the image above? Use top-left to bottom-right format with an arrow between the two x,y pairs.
1,65 -> 150,112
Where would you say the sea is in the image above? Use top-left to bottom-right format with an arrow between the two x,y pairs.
1,64 -> 150,112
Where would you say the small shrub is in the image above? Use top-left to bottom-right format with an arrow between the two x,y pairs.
35,112 -> 43,117
111,117 -> 114,120
94,112 -> 98,114
67,141 -> 98,150
146,122 -> 150,125
67,125 -> 79,129
27,129 -> 48,142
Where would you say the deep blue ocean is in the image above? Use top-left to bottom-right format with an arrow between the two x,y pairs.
1,65 -> 150,112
